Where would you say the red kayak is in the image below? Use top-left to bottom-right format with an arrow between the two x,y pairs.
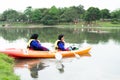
0,47 -> 91,58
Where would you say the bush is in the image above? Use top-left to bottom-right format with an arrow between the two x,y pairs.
111,18 -> 119,24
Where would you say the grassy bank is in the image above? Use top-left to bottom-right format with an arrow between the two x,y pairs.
97,21 -> 120,27
0,53 -> 20,80
0,21 -> 120,28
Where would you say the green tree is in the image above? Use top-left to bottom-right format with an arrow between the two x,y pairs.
17,12 -> 27,22
48,6 -> 59,15
24,6 -> 33,22
111,9 -> 120,19
111,9 -> 120,24
60,7 -> 79,22
1,9 -> 19,22
31,9 -> 42,23
84,7 -> 100,24
72,5 -> 85,19
100,9 -> 111,20
41,6 -> 59,25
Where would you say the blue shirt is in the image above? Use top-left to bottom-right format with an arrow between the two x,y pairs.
57,41 -> 67,51
30,40 -> 49,51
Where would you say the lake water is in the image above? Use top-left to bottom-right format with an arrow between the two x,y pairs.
0,27 -> 120,80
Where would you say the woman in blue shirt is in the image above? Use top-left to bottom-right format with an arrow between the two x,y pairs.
27,34 -> 49,51
54,34 -> 70,51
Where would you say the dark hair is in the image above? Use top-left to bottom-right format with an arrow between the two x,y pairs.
30,34 -> 38,39
58,34 -> 64,40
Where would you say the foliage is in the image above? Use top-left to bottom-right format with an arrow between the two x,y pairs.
111,9 -> 120,19
0,54 -> 20,80
100,9 -> 111,20
24,6 -> 33,22
111,18 -> 120,24
31,9 -> 42,23
60,7 -> 78,22
1,9 -> 19,22
41,14 -> 59,25
41,6 -> 59,25
84,7 -> 100,24
0,5 -> 119,26
48,6 -> 59,15
111,9 -> 120,24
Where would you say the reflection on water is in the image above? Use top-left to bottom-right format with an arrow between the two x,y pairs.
0,27 -> 120,44
30,63 -> 48,78
14,53 -> 91,80
56,62 -> 64,73
14,59 -> 49,79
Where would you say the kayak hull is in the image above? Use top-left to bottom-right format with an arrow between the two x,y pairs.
0,47 -> 91,58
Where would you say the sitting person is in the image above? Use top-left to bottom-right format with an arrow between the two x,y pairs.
27,34 -> 49,51
54,34 -> 70,51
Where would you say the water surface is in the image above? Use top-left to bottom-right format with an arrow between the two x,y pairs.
0,27 -> 120,80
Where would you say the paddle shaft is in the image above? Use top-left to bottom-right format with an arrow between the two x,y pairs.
72,51 -> 80,59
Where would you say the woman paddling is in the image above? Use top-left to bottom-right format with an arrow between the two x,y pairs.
54,34 -> 70,51
54,34 -> 78,51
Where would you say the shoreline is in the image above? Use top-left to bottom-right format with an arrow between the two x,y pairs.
0,21 -> 120,29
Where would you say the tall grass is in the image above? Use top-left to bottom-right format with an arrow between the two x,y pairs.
0,54 -> 20,80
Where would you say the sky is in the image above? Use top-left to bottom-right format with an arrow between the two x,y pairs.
0,0 -> 120,13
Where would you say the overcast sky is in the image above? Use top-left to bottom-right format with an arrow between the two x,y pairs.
0,0 -> 120,13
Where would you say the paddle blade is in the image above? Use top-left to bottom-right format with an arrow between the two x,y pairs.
55,53 -> 62,61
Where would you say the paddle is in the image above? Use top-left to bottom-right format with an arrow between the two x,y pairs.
69,46 -> 80,59
54,46 -> 80,60
55,51 -> 80,61
72,51 -> 80,59
55,52 -> 62,61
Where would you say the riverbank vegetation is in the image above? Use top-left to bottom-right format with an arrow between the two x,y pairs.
0,53 -> 19,80
0,5 -> 119,27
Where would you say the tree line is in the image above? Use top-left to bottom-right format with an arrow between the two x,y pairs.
0,5 -> 120,25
